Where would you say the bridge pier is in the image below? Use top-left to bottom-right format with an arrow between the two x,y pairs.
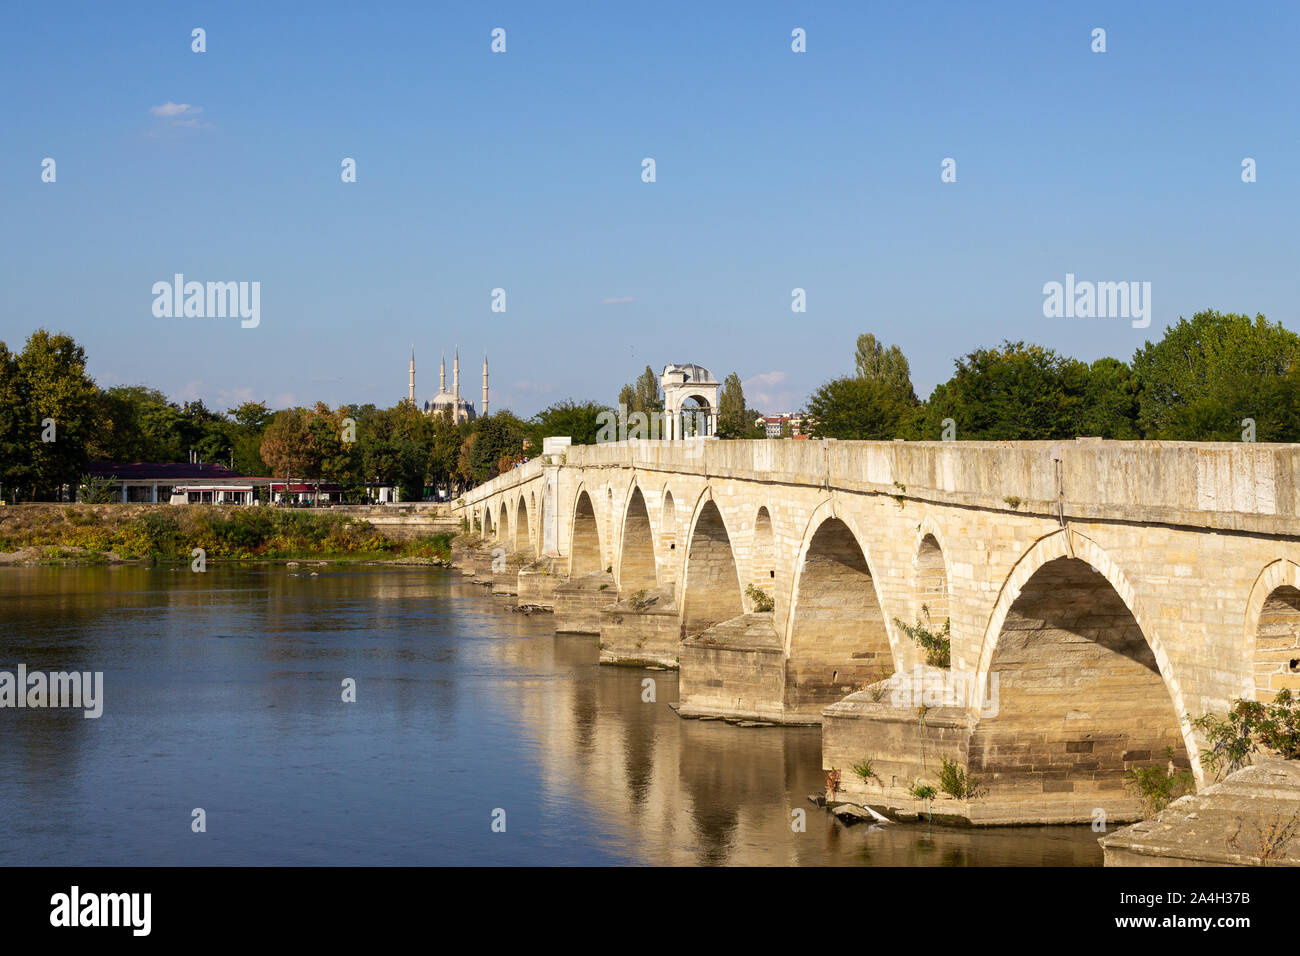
553,571 -> 614,634
516,556 -> 559,609
677,613 -> 788,723
597,585 -> 679,667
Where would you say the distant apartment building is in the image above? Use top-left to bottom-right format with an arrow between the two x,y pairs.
756,413 -> 809,438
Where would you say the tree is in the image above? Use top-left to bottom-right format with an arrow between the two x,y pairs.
228,400 -> 273,475
855,334 -> 916,401
178,399 -> 233,465
1077,357 -> 1140,439
13,329 -> 99,499
1132,310 -> 1300,440
617,384 -> 636,415
717,373 -> 750,438
0,344 -> 26,500
466,412 -> 529,484
357,402 -> 432,500
919,341 -> 1088,441
530,400 -> 610,447
805,376 -> 915,440
260,408 -> 319,495
635,366 -> 661,414
427,409 -> 463,497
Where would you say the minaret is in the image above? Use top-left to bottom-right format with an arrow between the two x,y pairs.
453,349 -> 460,397
482,352 -> 489,417
439,352 -> 447,394
408,346 -> 416,405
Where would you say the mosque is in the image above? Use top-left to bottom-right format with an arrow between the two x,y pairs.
408,347 -> 487,424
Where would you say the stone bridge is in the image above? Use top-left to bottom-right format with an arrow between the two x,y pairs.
453,439 -> 1300,824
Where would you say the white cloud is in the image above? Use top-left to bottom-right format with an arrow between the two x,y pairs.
150,102 -> 202,117
600,296 -> 636,305
744,370 -> 788,389
742,371 -> 799,413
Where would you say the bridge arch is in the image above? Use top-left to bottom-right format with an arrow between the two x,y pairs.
783,498 -> 896,716
660,487 -> 678,546
973,529 -> 1202,790
513,495 -> 533,556
1244,559 -> 1300,703
568,486 -> 604,578
679,490 -> 744,637
617,482 -> 658,594
497,501 -> 508,544
751,505 -> 776,589
912,520 -> 951,658
542,480 -> 554,555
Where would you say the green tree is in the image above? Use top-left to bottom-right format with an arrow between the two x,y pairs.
1133,310 -> 1300,440
467,412 -> 529,483
855,334 -> 916,401
530,400 -> 610,447
806,376 -> 915,440
1078,357 -> 1140,439
228,400 -> 273,475
357,402 -> 432,500
635,366 -> 662,415
260,408 -> 319,493
919,341 -> 1088,441
0,343 -> 26,500
428,410 -> 463,497
717,373 -> 750,438
14,330 -> 99,499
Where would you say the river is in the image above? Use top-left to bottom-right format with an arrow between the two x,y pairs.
0,565 -> 1102,865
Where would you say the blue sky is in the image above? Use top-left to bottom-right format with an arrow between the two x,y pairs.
2,1 -> 1297,416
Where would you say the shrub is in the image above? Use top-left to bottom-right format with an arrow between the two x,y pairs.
744,583 -> 774,613
851,757 -> 877,782
938,755 -> 979,799
1192,690 -> 1300,776
894,605 -> 951,669
908,782 -> 937,802
1125,747 -> 1194,816
135,511 -> 180,556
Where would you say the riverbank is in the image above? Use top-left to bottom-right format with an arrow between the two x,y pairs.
0,503 -> 453,565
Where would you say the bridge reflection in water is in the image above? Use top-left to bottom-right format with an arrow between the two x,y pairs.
486,598 -> 1102,866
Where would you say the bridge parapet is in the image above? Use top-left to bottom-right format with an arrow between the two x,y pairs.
461,439 -> 1300,535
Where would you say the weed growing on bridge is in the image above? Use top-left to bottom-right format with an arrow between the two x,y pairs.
1254,806 -> 1300,865
1124,747 -> 1194,815
825,768 -> 842,797
908,782 -> 937,820
744,583 -> 774,613
895,606 -> 951,669
860,664 -> 891,701
1192,689 -> 1300,777
851,757 -> 878,783
938,756 -> 981,800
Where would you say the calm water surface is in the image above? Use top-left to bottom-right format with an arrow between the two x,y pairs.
0,566 -> 1101,866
